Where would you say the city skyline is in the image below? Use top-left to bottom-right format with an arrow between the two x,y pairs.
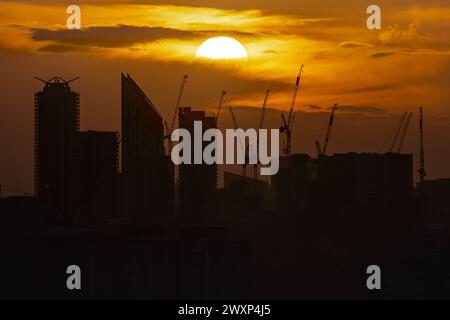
1,71 -> 443,299
2,0 -> 450,302
1,0 -> 449,196
0,71 -> 447,197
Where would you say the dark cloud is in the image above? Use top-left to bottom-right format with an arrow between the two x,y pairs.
228,105 -> 281,113
340,83 -> 401,94
204,30 -> 260,38
338,105 -> 387,115
370,51 -> 399,59
263,50 -> 282,55
36,44 -> 93,53
305,104 -> 323,111
29,25 -> 197,48
339,41 -> 374,48
25,24 -> 260,52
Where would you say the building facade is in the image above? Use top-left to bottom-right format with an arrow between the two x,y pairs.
318,153 -> 414,251
178,107 -> 217,222
71,131 -> 119,225
34,77 -> 80,223
121,74 -> 172,223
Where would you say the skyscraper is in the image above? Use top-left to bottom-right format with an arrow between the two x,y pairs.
121,74 -> 172,223
34,77 -> 79,223
178,107 -> 217,221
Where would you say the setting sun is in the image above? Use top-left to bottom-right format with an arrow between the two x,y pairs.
196,37 -> 248,59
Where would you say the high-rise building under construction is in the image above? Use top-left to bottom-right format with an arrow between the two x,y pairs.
178,107 -> 217,221
34,77 -> 79,223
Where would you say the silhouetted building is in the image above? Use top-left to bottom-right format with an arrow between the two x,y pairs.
318,153 -> 413,251
71,131 -> 119,225
218,172 -> 271,215
272,154 -> 317,216
423,179 -> 450,225
34,77 -> 79,223
178,107 -> 217,221
0,196 -> 43,229
121,74 -> 172,223
224,171 -> 269,195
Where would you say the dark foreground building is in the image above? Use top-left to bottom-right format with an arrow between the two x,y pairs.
34,77 -> 80,223
71,131 -> 120,225
272,154 -> 317,217
318,153 -> 414,252
121,74 -> 173,223
423,179 -> 450,225
178,107 -> 217,222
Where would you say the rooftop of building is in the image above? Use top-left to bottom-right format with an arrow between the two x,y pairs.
122,73 -> 161,117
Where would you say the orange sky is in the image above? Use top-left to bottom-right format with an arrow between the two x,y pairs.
0,0 -> 449,196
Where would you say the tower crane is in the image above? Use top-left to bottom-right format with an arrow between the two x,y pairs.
396,112 -> 413,153
389,112 -> 408,152
259,90 -> 270,132
215,91 -> 227,126
164,75 -> 188,153
254,89 -> 270,183
228,106 -> 248,177
280,65 -> 304,157
228,106 -> 238,129
315,103 -> 338,156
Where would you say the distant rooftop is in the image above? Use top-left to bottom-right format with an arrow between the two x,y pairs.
34,76 -> 80,87
122,73 -> 161,117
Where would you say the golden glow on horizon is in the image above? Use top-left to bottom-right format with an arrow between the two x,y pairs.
196,37 -> 248,59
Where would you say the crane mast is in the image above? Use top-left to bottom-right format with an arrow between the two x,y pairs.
228,106 -> 248,177
315,140 -> 322,156
215,91 -> 227,125
165,75 -> 188,153
254,90 -> 270,184
316,103 -> 338,156
396,112 -> 413,153
259,90 -> 270,132
387,112 -> 413,153
281,65 -> 304,157
228,106 -> 238,129
389,112 -> 408,152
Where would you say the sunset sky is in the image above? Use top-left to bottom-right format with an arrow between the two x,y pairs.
0,0 -> 449,196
